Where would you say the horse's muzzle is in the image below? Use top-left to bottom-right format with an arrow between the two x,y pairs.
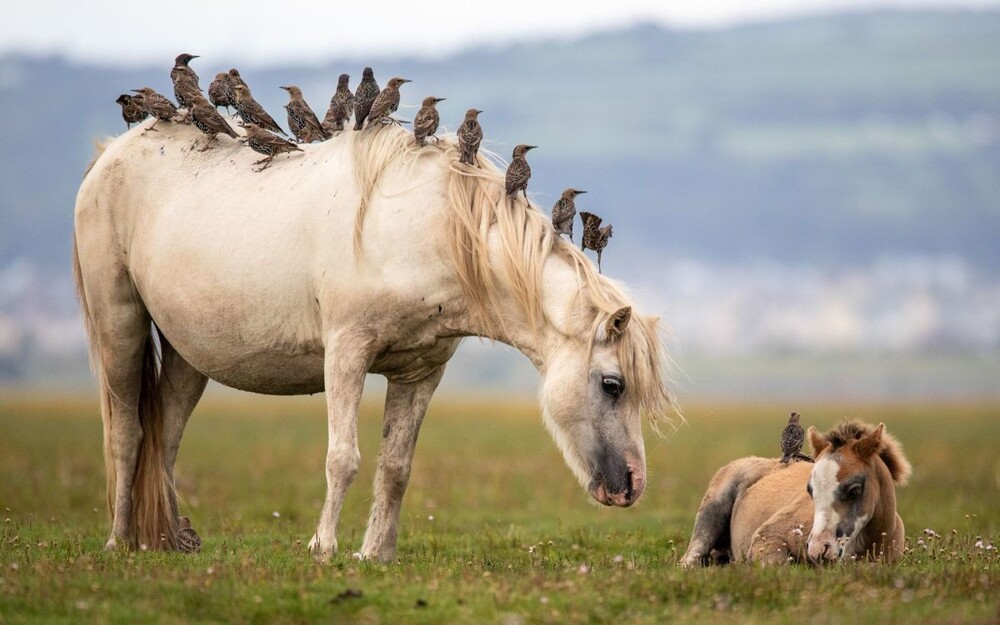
589,461 -> 645,507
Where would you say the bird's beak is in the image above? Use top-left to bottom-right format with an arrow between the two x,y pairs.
435,97 -> 446,102
191,55 -> 200,59
476,110 -> 484,114
578,190 -> 588,194
402,79 -> 412,83
526,145 -> 538,151
280,86 -> 289,91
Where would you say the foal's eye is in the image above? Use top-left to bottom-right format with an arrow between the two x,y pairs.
601,376 -> 624,398
844,483 -> 863,500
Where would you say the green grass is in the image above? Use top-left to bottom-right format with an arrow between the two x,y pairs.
0,392 -> 998,624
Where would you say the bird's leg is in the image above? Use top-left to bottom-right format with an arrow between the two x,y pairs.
144,118 -> 161,133
597,252 -> 603,274
198,137 -> 218,152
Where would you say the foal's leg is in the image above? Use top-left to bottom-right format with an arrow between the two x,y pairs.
680,457 -> 778,567
308,339 -> 372,561
360,366 -> 446,562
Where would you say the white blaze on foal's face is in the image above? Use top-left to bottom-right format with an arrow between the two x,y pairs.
806,454 -> 872,562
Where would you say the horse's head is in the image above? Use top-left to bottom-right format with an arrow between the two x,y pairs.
540,305 -> 668,508
805,422 -> 911,562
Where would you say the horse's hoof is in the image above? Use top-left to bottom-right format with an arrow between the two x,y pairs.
308,533 -> 335,563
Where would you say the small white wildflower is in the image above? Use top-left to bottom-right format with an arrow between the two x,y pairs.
792,527 -> 803,536
427,515 -> 434,521
272,511 -> 280,518
577,564 -> 590,574
539,596 -> 550,604
975,540 -> 984,549
612,554 -> 624,563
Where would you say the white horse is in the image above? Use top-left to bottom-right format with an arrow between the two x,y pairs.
73,117 -> 673,561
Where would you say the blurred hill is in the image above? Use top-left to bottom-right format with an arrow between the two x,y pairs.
0,9 -> 998,396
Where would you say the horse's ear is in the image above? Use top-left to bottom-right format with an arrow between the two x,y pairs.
808,427 -> 828,455
605,307 -> 632,340
855,422 -> 884,460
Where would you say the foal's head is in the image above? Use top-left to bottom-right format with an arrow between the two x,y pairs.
805,421 -> 911,562
540,306 -> 671,508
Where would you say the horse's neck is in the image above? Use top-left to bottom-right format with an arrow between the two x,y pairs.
459,244 -> 582,371
858,460 -> 900,553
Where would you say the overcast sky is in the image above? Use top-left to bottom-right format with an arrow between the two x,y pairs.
4,0 -> 998,66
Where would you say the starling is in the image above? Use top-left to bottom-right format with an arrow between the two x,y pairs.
580,211 -> 613,273
780,412 -> 807,464
353,67 -> 380,131
241,122 -> 303,171
172,65 -> 203,111
504,144 -> 536,200
132,87 -> 178,131
366,77 -> 410,128
170,53 -> 200,84
115,94 -> 149,129
232,84 -> 287,136
281,85 -> 331,143
228,68 -> 249,91
322,73 -> 354,134
208,72 -> 237,114
552,188 -> 586,242
457,109 -> 483,166
413,96 -> 445,146
189,96 -> 239,148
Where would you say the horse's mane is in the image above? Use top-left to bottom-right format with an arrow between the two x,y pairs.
349,125 -> 675,429
822,421 -> 912,485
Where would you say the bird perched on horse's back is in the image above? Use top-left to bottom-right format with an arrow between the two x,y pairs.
552,188 -> 586,242
131,87 -> 178,130
281,85 -> 330,143
580,211 -> 613,273
170,53 -> 200,84
780,412 -> 808,464
208,72 -> 236,114
505,144 -> 536,200
323,73 -> 354,134
172,65 -> 203,111
228,68 -> 249,91
233,83 -> 287,136
353,67 -> 380,131
116,94 -> 148,129
241,122 -> 303,171
457,109 -> 483,166
366,77 -> 410,127
189,96 -> 239,144
413,96 -> 444,146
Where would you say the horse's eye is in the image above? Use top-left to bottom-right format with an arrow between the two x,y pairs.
601,376 -> 624,398
844,483 -> 863,500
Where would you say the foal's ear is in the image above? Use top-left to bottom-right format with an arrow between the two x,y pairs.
605,306 -> 632,340
808,426 -> 829,455
855,422 -> 885,460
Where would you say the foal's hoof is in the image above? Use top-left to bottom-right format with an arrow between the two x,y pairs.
176,516 -> 202,553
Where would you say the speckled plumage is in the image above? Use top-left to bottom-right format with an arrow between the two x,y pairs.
322,73 -> 354,134
208,72 -> 236,113
413,96 -> 444,146
189,96 -> 239,142
551,188 -> 586,242
131,87 -> 178,130
281,85 -> 330,143
505,144 -> 536,199
580,211 -> 613,273
170,53 -> 200,84
242,122 -> 303,171
353,67 -> 380,131
366,77 -> 410,128
115,94 -> 149,129
780,412 -> 806,464
172,66 -> 203,112
233,84 -> 287,136
457,109 -> 483,166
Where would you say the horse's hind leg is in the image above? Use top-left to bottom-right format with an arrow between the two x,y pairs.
158,336 -> 208,541
680,457 -> 778,567
360,366 -> 446,562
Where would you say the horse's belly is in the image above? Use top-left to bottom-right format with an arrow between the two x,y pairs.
204,351 -> 326,395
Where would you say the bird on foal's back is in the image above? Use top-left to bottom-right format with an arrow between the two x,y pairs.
322,73 -> 354,134
413,96 -> 445,146
552,188 -> 586,242
131,87 -> 178,131
366,77 -> 410,128
281,85 -> 330,143
189,97 -> 239,148
780,412 -> 810,464
353,67 -> 380,131
457,109 -> 483,166
170,53 -> 200,84
172,66 -> 203,113
233,83 -> 287,136
116,94 -> 149,129
228,68 -> 249,91
505,144 -> 536,200
241,122 -> 303,172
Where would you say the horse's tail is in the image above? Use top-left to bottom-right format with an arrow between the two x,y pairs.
73,236 -> 177,550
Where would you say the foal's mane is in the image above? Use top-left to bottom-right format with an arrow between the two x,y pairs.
823,421 -> 912,485
349,125 -> 674,428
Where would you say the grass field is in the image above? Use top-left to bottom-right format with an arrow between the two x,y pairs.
0,391 -> 997,624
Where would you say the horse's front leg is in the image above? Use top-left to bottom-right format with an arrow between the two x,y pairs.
360,366 -> 446,562
309,338 -> 372,562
